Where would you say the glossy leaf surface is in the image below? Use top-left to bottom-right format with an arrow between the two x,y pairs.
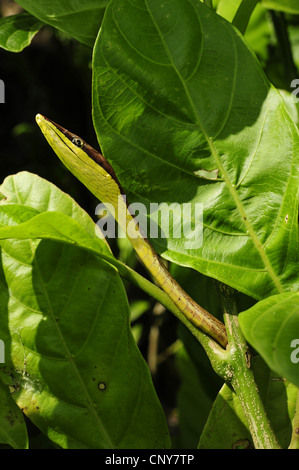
92,0 -> 299,301
0,172 -> 170,448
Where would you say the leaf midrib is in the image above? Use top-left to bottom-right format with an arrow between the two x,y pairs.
145,0 -> 284,294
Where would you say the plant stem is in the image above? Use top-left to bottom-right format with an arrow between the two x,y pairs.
270,10 -> 299,82
203,0 -> 213,9
232,0 -> 259,35
103,254 -> 229,373
217,283 -> 281,449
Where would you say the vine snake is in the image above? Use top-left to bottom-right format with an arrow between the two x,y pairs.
36,114 -> 228,348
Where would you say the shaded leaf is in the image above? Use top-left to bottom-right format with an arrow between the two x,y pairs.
239,292 -> 299,388
15,0 -> 109,46
0,12 -> 42,52
175,334 -> 222,448
0,379 -> 28,448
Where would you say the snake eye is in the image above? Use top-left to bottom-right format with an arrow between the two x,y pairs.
72,137 -> 83,148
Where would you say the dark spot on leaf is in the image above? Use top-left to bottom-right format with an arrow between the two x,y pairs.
5,411 -> 14,426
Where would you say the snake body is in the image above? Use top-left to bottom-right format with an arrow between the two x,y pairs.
36,114 -> 227,348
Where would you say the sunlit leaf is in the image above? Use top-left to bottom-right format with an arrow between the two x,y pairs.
92,0 -> 299,300
0,172 -> 170,449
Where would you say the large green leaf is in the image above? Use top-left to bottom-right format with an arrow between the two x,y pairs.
262,0 -> 299,14
0,172 -> 108,237
92,0 -> 299,301
15,0 -> 109,46
239,292 -> 299,388
0,173 -> 170,449
0,12 -> 42,52
0,172 -> 111,255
